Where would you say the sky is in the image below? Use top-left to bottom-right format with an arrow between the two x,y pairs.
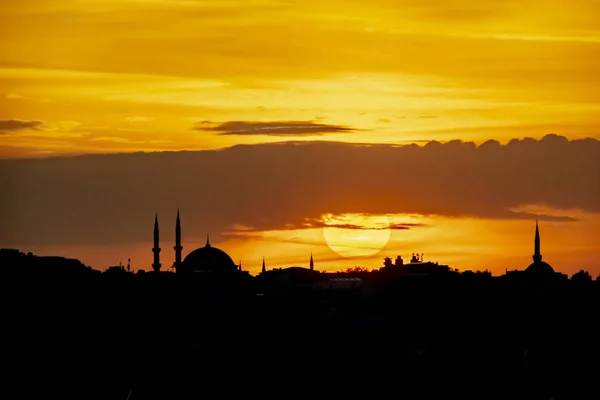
1,0 -> 599,276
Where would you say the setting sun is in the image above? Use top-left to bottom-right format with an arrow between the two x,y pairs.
322,214 -> 391,258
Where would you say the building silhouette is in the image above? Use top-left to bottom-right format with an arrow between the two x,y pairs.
153,211 -> 243,276
152,213 -> 161,272
526,219 -> 554,274
504,220 -> 567,282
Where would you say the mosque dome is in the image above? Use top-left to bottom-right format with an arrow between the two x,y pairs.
180,238 -> 237,274
525,261 -> 554,275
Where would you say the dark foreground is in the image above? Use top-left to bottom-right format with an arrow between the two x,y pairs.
3,270 -> 600,400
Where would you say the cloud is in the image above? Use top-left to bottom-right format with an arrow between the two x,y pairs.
193,120 -> 361,136
1,134 -> 599,246
506,212 -> 576,222
89,136 -> 147,144
125,116 -> 155,122
0,119 -> 44,132
44,121 -> 82,132
229,219 -> 425,232
0,119 -> 86,139
4,93 -> 49,103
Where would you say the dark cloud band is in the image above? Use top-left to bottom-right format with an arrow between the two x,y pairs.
0,134 -> 597,246
0,119 -> 44,132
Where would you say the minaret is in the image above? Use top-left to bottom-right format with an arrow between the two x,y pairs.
309,253 -> 314,271
532,220 -> 542,263
206,234 -> 211,248
174,210 -> 183,272
238,261 -> 242,271
262,257 -> 266,273
152,213 -> 161,272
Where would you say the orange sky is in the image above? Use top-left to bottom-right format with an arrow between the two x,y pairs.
1,0 -> 599,276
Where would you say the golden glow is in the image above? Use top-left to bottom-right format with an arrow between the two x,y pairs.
17,211 -> 600,276
322,214 -> 391,258
1,1 -> 600,157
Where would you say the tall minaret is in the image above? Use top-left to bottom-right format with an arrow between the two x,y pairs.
238,261 -> 242,272
174,209 -> 183,272
532,220 -> 542,263
152,213 -> 161,272
262,257 -> 266,273
309,253 -> 314,271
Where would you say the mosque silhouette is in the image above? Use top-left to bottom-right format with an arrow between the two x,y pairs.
152,210 -> 242,275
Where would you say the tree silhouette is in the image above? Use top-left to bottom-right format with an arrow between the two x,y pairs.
383,257 -> 393,268
571,269 -> 592,284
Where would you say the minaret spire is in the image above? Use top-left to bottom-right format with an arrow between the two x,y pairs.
309,252 -> 314,271
206,234 -> 211,247
262,257 -> 266,273
152,213 -> 161,272
238,260 -> 242,272
174,209 -> 183,272
533,219 -> 542,263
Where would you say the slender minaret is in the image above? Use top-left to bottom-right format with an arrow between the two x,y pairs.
532,220 -> 542,263
309,253 -> 314,271
262,257 -> 266,273
152,213 -> 161,272
206,234 -> 211,248
238,261 -> 242,271
174,210 -> 183,272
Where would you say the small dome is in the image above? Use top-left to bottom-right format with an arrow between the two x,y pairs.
525,261 -> 554,275
181,243 -> 237,274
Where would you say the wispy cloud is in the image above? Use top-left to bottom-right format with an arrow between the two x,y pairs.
229,219 -> 425,233
0,119 -> 84,138
0,119 -> 44,132
125,116 -> 156,122
193,120 -> 362,136
4,93 -> 49,103
89,136 -> 147,144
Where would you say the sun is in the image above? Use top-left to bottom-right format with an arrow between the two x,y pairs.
322,214 -> 391,258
